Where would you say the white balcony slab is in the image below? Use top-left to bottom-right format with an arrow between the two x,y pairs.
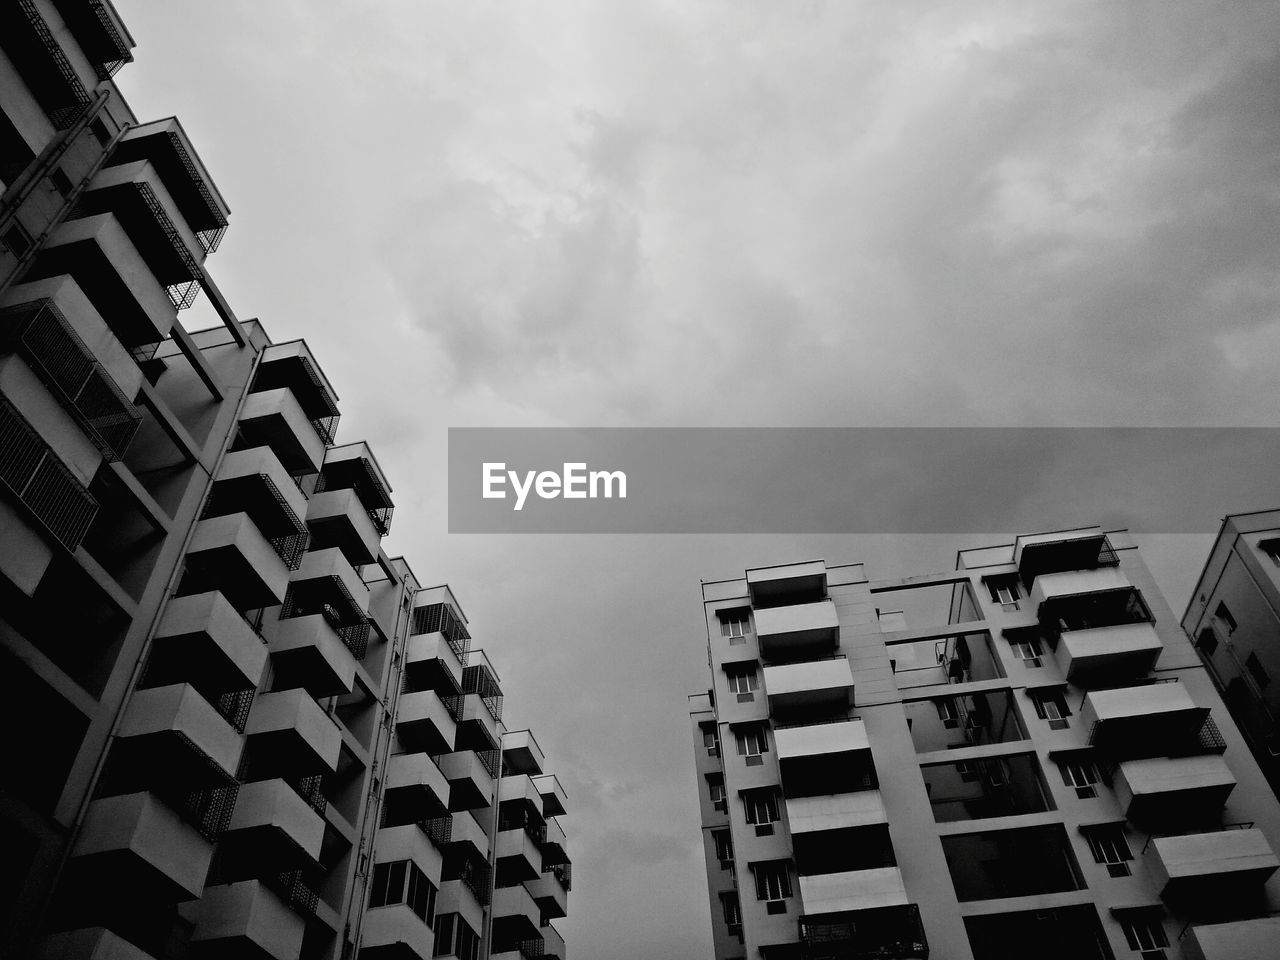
1031,567 -> 1131,608
237,388 -> 325,475
188,879 -> 305,960
528,872 -> 568,919
775,719 -> 869,760
386,752 -> 451,813
786,791 -> 887,833
153,591 -> 267,692
1115,754 -> 1235,822
74,792 -> 213,901
1149,828 -> 1279,899
747,560 -> 827,604
764,657 -> 854,711
396,690 -> 457,756
120,683 -> 240,780
291,546 -> 370,615
406,632 -> 464,690
360,903 -> 433,958
217,446 -> 307,523
502,729 -> 546,777
754,599 -> 839,645
374,824 -> 444,881
533,774 -> 568,817
1054,621 -> 1162,681
245,688 -> 342,775
228,778 -> 325,862
499,774 -> 544,808
1183,916 -> 1280,960
263,613 -> 356,698
799,867 -> 908,915
186,512 -> 290,608
305,488 -> 379,565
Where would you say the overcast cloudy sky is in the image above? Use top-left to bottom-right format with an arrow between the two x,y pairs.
114,2 -> 1279,956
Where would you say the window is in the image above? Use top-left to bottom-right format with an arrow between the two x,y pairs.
1118,910 -> 1168,956
370,859 -> 436,925
1084,825 -> 1133,877
1058,755 -> 1100,798
1216,601 -> 1237,633
433,915 -> 480,960
936,698 -> 960,729
1247,652 -> 1271,689
2,221 -> 32,257
1009,634 -> 1043,668
719,608 -> 750,641
753,861 -> 792,910
735,725 -> 769,763
985,574 -> 1021,609
720,891 -> 742,937
955,760 -> 980,783
702,725 -> 721,757
1196,628 -> 1219,656
743,788 -> 781,833
1030,689 -> 1072,729
708,775 -> 727,813
89,117 -> 112,147
712,828 -> 734,866
727,664 -> 759,699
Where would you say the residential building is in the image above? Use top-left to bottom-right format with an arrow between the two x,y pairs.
689,529 -> 1280,960
1182,509 -> 1280,798
0,4 -> 569,958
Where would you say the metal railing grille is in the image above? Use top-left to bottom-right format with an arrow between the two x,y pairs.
15,0 -> 91,128
463,664 -> 503,723
268,870 -> 319,916
132,182 -> 202,309
421,816 -> 452,848
338,619 -> 371,661
213,687 -> 255,734
162,131 -> 227,252
3,299 -> 144,460
410,602 -> 472,660
88,0 -> 131,77
551,862 -> 572,891
0,397 -> 98,550
289,774 -> 328,815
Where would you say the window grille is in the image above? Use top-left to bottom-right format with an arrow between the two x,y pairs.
0,396 -> 98,550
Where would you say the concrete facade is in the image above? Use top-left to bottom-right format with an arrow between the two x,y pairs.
0,5 -> 569,959
689,530 -> 1280,960
1182,509 -> 1280,800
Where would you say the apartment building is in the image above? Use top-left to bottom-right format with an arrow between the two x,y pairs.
689,529 -> 1280,960
1182,509 -> 1280,799
0,4 -> 570,959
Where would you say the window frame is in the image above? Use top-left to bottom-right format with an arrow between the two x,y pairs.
1084,824 -> 1133,877
735,724 -> 769,759
1118,910 -> 1169,953
719,608 -> 751,640
1031,689 -> 1072,729
726,663 -> 760,695
753,861 -> 793,903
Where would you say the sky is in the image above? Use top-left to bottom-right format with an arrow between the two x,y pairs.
111,2 -> 1279,957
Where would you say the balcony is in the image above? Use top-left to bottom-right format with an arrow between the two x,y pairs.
541,818 -> 569,867
305,488 -> 379,566
0,2 -> 91,127
1015,530 -> 1117,589
799,904 -> 929,960
747,560 -> 828,607
786,791 -> 887,833
146,591 -> 268,699
1083,683 -> 1211,759
396,690 -> 457,756
446,810 -> 491,863
1030,566 -> 1132,608
1182,917 -> 1280,960
105,119 -> 229,252
282,547 -> 371,659
533,774 -> 568,818
263,614 -> 356,699
245,688 -> 342,778
188,879 -> 306,960
249,343 -> 340,448
1114,754 -> 1236,827
436,880 -> 486,936
542,924 -> 566,960
492,884 -> 542,946
438,751 -> 495,811
375,825 -> 445,891
384,752 -> 450,822
528,870 -> 568,919
1051,621 -> 1163,684
0,297 -> 143,461
220,778 -> 325,874
764,656 -> 854,714
181,513 -> 290,610
205,447 -> 308,570
776,718 -> 869,761
30,214 -> 176,350
496,824 -> 543,883
235,389 -> 326,476
116,683 -> 241,784
799,868 -> 909,915
358,903 -> 433,959
405,631 -> 465,694
315,442 -> 393,537
34,928 -> 155,960
754,599 -> 840,659
72,791 -> 213,902
500,775 -> 544,809
75,162 -> 206,288
502,730 -> 546,777
1147,827 -> 1279,904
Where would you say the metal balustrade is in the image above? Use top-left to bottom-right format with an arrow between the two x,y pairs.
0,396 -> 98,550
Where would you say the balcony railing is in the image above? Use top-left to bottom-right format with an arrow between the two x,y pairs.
266,869 -> 320,917
10,1 -> 92,127
421,815 -> 453,849
1,299 -> 143,461
280,578 -> 367,660
249,352 -> 341,447
464,664 -> 503,723
314,455 -> 393,536
288,774 -> 328,815
177,781 -> 240,843
50,0 -> 134,79
131,181 -> 203,309
800,904 -> 929,960
201,471 -> 309,570
550,862 -> 572,892
0,396 -> 99,550
413,603 -> 472,661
